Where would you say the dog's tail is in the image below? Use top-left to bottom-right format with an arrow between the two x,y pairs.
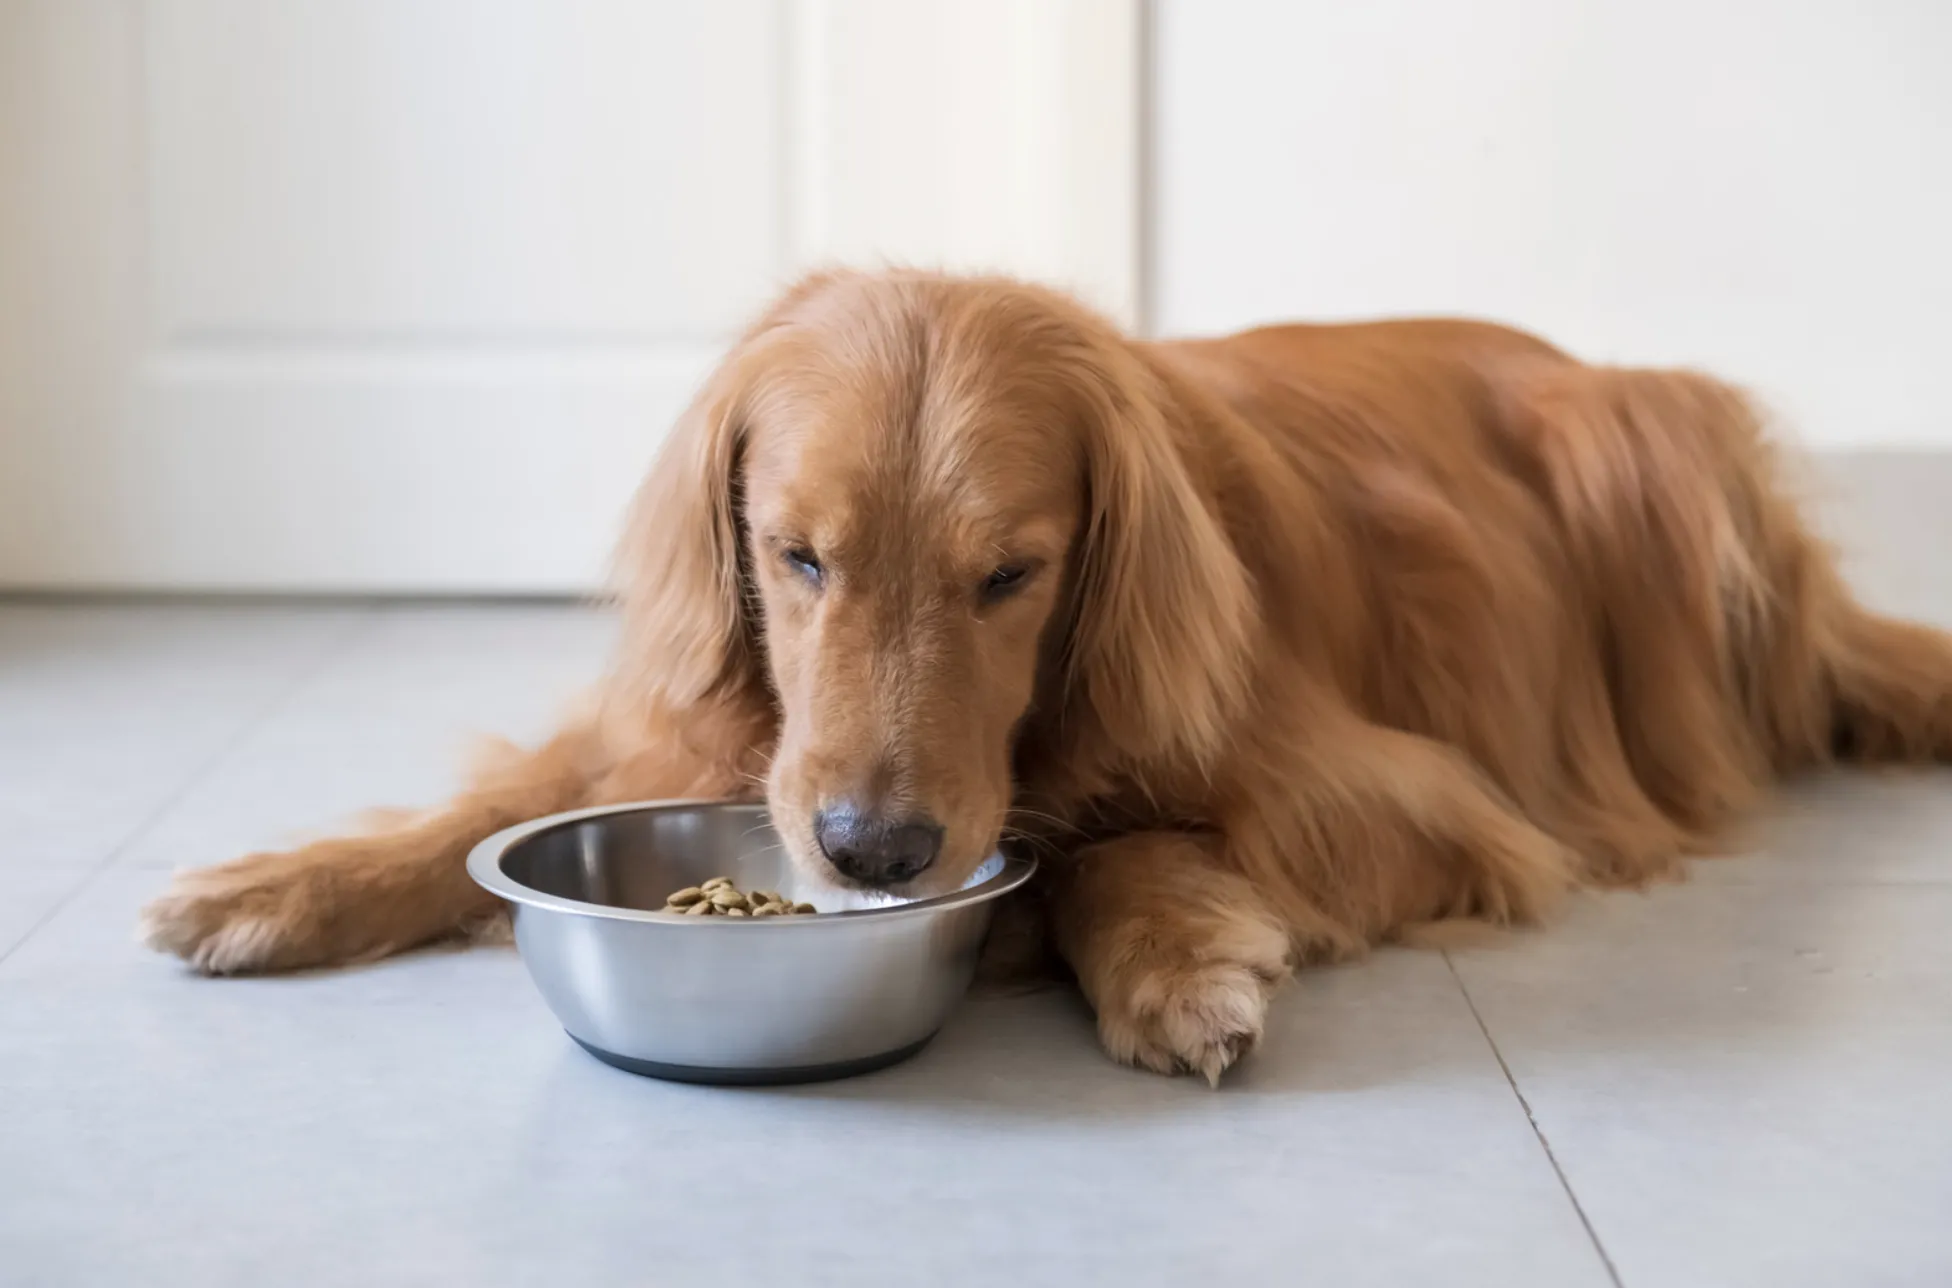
1824,605 -> 1952,763
1510,365 -> 1951,835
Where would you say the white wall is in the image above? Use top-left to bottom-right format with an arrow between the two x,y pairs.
1151,0 -> 1952,450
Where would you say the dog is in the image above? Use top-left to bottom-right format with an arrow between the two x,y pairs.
141,269 -> 1952,1083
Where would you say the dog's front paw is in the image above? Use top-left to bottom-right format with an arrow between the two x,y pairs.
139,856 -> 331,974
1095,956 -> 1284,1085
1054,835 -> 1296,1085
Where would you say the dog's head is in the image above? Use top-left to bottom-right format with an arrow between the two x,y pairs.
615,272 -> 1253,895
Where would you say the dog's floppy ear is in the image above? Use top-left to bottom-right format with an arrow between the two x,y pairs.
1062,334 -> 1258,770
610,346 -> 757,714
609,276 -> 838,715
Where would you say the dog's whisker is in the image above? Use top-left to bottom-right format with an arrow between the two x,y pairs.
1005,807 -> 1086,837
997,827 -> 1068,860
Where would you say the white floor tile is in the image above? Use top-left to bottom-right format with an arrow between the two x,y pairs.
117,604 -> 615,872
0,864 -> 94,960
1,867 -> 1605,1288
0,604 -> 371,866
1695,770 -> 1952,886
1451,883 -> 1952,1288
5,565 -> 1951,1286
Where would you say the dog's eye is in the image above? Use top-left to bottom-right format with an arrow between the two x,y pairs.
782,546 -> 824,587
979,565 -> 1030,603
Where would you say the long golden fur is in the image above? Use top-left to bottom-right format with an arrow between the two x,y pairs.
142,270 -> 1952,1083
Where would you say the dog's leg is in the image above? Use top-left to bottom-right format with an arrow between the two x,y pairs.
140,698 -> 775,976
140,712 -> 770,974
1273,717 -> 1583,929
139,720 -> 616,974
1050,832 -> 1294,1086
1053,719 -> 1580,1084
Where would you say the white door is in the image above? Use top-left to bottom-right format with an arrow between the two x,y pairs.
0,0 -> 1138,593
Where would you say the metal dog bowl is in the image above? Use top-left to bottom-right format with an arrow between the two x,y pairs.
468,800 -> 1035,1085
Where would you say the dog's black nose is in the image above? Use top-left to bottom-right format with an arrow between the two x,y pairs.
813,804 -> 942,885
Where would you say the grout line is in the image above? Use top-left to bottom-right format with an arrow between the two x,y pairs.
1444,950 -> 1626,1288
0,608 -> 385,970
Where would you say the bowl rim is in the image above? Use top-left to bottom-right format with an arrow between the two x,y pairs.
467,798 -> 1037,926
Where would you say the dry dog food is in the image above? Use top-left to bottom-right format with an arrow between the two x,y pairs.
663,876 -> 816,918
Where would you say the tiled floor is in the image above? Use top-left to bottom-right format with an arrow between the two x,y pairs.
3,480 -> 1949,1286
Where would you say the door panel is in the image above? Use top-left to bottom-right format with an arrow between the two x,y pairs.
147,1 -> 782,338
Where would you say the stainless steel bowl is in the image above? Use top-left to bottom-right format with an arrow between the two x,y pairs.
468,800 -> 1035,1084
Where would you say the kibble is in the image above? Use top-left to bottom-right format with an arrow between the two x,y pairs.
665,876 -> 817,917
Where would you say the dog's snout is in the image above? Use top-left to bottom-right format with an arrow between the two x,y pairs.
813,804 -> 943,885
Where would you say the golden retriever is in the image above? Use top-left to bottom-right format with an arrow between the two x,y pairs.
141,269 -> 1952,1083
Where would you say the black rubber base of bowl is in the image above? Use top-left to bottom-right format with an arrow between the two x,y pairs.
570,1033 -> 935,1085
